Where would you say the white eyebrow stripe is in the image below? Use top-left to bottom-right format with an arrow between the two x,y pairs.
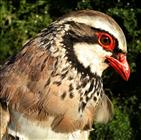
59,15 -> 127,52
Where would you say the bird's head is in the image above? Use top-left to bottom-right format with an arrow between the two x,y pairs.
58,10 -> 130,80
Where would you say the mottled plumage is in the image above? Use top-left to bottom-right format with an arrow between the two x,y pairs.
0,10 -> 130,140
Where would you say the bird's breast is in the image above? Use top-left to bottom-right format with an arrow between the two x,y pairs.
7,110 -> 89,140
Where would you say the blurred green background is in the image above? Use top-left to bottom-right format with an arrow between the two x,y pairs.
0,0 -> 141,139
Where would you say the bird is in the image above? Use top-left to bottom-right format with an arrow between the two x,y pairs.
0,10 -> 130,140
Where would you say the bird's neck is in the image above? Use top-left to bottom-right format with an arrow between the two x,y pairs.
54,56 -> 104,112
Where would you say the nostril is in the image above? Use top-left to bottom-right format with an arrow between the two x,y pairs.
118,53 -> 127,62
116,54 -> 120,60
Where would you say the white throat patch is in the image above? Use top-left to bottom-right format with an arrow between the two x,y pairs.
73,43 -> 112,76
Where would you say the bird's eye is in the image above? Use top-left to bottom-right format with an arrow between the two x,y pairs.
97,32 -> 116,51
100,35 -> 111,45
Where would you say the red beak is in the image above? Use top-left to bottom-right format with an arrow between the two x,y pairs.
106,53 -> 130,81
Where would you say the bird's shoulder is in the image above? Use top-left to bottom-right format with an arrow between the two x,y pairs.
0,37 -> 57,113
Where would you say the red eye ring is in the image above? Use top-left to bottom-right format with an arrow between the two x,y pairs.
97,32 -> 116,51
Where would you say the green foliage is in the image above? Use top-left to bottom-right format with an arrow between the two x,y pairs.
90,99 -> 133,140
0,0 -> 141,140
0,0 -> 52,63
